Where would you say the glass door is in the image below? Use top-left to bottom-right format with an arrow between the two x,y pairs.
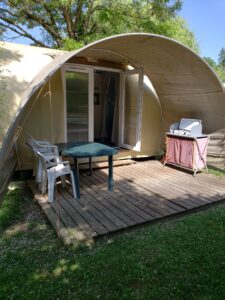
119,68 -> 143,151
63,67 -> 94,142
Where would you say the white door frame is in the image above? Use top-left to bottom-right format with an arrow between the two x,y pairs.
61,64 -> 94,142
119,68 -> 143,151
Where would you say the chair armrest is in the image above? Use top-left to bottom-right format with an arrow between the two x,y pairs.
62,161 -> 70,166
36,140 -> 51,146
46,160 -> 70,168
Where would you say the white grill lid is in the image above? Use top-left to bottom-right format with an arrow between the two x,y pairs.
170,118 -> 203,137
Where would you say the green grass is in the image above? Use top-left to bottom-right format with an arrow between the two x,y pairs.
0,183 -> 23,229
1,183 -> 225,299
208,165 -> 225,177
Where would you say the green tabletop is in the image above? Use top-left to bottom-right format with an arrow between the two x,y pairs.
61,142 -> 118,158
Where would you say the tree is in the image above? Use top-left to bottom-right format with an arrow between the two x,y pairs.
0,0 -> 199,51
203,55 -> 225,83
218,47 -> 225,68
216,66 -> 225,82
203,57 -> 217,69
159,17 -> 199,52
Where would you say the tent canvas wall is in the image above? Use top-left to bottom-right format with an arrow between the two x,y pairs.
1,33 -> 225,196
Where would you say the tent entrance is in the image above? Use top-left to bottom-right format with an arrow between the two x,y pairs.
62,64 -> 142,150
62,64 -> 120,145
94,70 -> 120,146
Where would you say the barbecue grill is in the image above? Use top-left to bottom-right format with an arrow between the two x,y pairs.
165,118 -> 209,176
169,118 -> 203,137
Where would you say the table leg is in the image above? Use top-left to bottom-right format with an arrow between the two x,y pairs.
108,155 -> 113,191
89,157 -> 92,176
73,158 -> 80,199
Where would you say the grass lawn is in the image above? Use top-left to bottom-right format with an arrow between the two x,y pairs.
1,182 -> 225,300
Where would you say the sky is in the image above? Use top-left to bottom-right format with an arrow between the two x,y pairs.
179,0 -> 225,62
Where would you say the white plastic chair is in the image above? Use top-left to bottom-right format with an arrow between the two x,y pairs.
35,150 -> 77,202
27,136 -> 60,185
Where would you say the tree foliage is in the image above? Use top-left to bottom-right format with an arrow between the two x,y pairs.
0,0 -> 198,51
218,47 -> 225,68
204,54 -> 225,83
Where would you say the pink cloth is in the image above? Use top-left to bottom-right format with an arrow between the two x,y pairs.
166,136 -> 208,170
166,138 -> 180,165
194,138 -> 208,169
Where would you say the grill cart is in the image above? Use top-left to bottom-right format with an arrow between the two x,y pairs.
164,118 -> 209,176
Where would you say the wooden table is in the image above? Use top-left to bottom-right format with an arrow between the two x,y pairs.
58,142 -> 118,198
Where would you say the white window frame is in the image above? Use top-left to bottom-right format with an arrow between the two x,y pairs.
61,64 -> 94,142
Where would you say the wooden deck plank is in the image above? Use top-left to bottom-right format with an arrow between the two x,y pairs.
59,188 -> 108,235
75,186 -> 128,230
80,174 -> 152,224
152,169 -> 225,200
82,172 -> 159,221
28,160 -> 225,244
129,163 -> 213,208
136,166 -> 217,208
45,194 -> 93,242
98,168 -> 176,217
79,176 -> 139,226
28,181 -> 76,245
144,162 -> 225,200
109,166 -> 185,214
87,170 -> 163,219
147,160 -> 225,191
114,164 -> 196,209
51,190 -> 97,240
80,186 -> 138,227
163,167 -> 225,195
140,162 -> 225,209
134,163 -> 212,200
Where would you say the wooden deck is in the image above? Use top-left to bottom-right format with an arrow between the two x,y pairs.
29,160 -> 225,245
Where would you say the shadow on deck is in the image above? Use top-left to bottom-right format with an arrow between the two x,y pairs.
29,160 -> 225,245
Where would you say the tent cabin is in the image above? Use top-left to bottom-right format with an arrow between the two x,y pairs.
1,33 -> 225,197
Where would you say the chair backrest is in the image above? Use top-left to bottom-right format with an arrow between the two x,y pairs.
27,135 -> 60,158
27,135 -> 51,152
27,136 -> 56,169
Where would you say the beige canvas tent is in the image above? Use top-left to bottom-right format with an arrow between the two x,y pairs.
1,33 -> 225,196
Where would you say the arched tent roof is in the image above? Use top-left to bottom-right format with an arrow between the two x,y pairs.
1,33 -> 225,168
22,33 -> 224,106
